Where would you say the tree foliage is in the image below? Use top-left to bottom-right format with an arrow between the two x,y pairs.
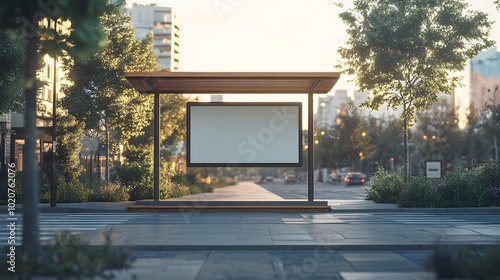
62,4 -> 159,147
464,107 -> 492,164
412,99 -> 463,172
480,89 -> 500,162
129,94 -> 190,157
316,107 -> 375,170
338,0 -> 494,180
55,114 -> 85,182
372,117 -> 404,170
339,0 -> 493,122
0,0 -> 111,263
0,33 -> 24,114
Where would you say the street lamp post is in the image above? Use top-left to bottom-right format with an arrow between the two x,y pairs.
50,18 -> 58,207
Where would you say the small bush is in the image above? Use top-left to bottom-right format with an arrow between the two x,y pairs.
115,162 -> 151,187
171,170 -> 203,186
57,179 -> 91,203
366,168 -> 404,203
1,229 -> 132,279
162,183 -> 191,198
476,162 -> 500,189
437,169 -> 488,207
91,181 -> 129,202
188,182 -> 213,195
0,171 -> 22,201
116,159 -> 154,201
399,175 -> 438,207
128,181 -> 153,201
489,187 -> 500,206
429,244 -> 500,279
476,163 -> 500,206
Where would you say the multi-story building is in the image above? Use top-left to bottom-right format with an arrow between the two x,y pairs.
9,18 -> 69,171
315,90 -> 351,130
470,47 -> 500,111
129,4 -> 180,71
0,113 -> 12,177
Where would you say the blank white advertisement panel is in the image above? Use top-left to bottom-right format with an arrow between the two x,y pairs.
187,102 -> 302,167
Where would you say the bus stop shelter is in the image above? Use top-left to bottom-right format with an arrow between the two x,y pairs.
125,72 -> 340,212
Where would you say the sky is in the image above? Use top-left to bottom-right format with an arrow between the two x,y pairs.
125,0 -> 500,120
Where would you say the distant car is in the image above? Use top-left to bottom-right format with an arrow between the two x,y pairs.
344,172 -> 366,186
284,173 -> 297,184
264,176 -> 275,182
327,174 -> 342,184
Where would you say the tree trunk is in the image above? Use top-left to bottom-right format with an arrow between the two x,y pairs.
404,119 -> 410,183
105,124 -> 109,181
22,22 -> 41,263
494,135 -> 498,163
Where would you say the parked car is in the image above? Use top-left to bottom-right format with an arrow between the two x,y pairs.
284,173 -> 297,184
264,176 -> 275,182
344,172 -> 366,186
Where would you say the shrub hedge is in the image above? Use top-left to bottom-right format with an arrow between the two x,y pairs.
370,163 -> 500,208
365,168 -> 405,203
398,175 -> 438,207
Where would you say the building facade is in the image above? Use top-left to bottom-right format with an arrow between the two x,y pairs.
315,90 -> 351,129
8,18 -> 70,172
129,4 -> 180,71
470,47 -> 500,112
0,113 -> 12,178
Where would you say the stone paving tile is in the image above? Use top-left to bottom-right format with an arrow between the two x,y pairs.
339,251 -> 426,272
340,272 -> 435,280
196,251 -> 278,280
439,235 -> 500,242
100,250 -> 440,280
396,250 -> 434,267
239,224 -> 270,230
271,234 -> 314,241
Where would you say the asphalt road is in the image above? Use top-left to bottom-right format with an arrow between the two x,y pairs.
258,179 -> 369,200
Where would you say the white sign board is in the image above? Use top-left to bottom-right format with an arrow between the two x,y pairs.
425,160 -> 442,179
187,102 -> 302,167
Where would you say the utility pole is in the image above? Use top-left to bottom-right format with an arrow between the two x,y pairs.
50,18 -> 58,207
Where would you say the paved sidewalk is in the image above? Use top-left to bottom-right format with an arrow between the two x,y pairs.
80,211 -> 500,250
3,181 -> 500,279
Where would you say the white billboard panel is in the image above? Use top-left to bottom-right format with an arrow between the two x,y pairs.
187,102 -> 302,167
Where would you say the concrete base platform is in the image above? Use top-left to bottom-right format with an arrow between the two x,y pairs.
127,200 -> 331,213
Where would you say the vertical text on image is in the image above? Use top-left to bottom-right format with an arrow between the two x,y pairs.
6,162 -> 17,273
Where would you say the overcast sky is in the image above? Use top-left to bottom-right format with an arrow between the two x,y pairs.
126,0 -> 500,119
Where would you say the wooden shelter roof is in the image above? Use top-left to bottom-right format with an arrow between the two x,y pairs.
125,72 -> 340,94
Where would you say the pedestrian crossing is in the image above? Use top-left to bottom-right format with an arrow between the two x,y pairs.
373,213 -> 483,225
328,213 -> 485,225
0,213 -> 141,246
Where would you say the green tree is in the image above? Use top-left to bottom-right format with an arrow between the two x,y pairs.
0,0 -> 110,265
129,94 -> 190,159
338,0 -> 494,182
317,107 -> 375,171
62,4 -> 159,178
373,117 -> 405,171
55,114 -> 85,182
465,107 -> 492,165
481,89 -> 500,162
0,33 -> 24,114
413,99 -> 463,173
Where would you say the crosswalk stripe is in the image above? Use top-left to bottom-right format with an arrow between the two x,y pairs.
376,213 -> 483,225
0,213 -> 138,246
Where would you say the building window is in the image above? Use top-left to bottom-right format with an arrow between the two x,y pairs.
154,22 -> 171,30
41,88 -> 53,101
159,58 -> 171,70
154,12 -> 171,23
46,64 -> 52,80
